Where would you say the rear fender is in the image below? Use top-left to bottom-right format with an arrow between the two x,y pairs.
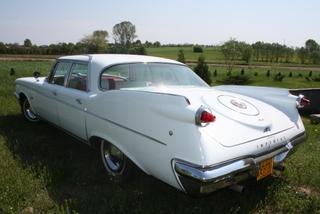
88,132 -> 150,175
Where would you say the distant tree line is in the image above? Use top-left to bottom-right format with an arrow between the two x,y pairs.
0,21 -> 146,55
220,38 -> 320,65
1,22 -> 320,65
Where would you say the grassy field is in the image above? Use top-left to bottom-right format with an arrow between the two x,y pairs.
2,49 -> 320,69
0,61 -> 320,213
146,47 -> 320,68
208,66 -> 320,89
147,47 -> 225,63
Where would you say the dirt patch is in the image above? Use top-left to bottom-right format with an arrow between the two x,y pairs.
297,186 -> 320,196
0,54 -> 58,61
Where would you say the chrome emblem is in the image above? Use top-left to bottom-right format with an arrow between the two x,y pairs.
264,127 -> 271,132
230,99 -> 247,109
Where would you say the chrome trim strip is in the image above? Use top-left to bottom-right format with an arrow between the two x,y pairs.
174,132 -> 305,183
254,146 -> 288,163
16,83 -> 167,146
171,159 -> 186,192
174,159 -> 254,183
222,126 -> 295,147
86,110 -> 167,146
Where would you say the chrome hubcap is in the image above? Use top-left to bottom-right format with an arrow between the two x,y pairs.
102,142 -> 125,173
23,100 -> 38,120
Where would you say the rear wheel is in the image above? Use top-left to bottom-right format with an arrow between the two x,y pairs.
100,139 -> 132,178
21,98 -> 40,122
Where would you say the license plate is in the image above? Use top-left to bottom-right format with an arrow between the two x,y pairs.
257,158 -> 273,181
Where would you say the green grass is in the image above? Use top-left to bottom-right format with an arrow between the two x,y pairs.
147,46 -> 225,63
146,47 -> 320,67
209,66 -> 320,88
0,61 -> 320,213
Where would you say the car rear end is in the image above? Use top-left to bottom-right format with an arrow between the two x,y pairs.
169,87 -> 308,195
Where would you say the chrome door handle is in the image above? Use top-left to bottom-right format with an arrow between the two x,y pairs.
75,98 -> 82,105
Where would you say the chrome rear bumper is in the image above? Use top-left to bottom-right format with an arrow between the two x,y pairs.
173,132 -> 306,195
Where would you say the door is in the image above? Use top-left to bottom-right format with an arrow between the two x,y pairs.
57,63 -> 89,140
34,61 -> 72,125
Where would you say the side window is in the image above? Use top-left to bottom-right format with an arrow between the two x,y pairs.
67,63 -> 88,91
100,64 -> 129,90
49,62 -> 71,86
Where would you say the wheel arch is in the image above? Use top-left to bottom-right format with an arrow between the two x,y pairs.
88,134 -> 150,175
18,92 -> 28,106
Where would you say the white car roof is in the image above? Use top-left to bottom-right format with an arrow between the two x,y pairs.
58,54 -> 183,67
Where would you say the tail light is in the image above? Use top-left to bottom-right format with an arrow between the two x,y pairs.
297,94 -> 310,108
195,107 -> 216,126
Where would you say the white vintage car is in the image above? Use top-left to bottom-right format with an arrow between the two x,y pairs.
15,54 -> 308,195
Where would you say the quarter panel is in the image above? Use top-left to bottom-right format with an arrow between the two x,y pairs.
85,90 -> 205,190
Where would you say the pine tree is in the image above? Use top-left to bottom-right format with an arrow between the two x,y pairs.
194,55 -> 211,85
177,49 -> 185,63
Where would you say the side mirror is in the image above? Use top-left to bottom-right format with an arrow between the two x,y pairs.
33,71 -> 41,79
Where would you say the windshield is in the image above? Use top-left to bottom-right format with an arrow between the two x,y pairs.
100,63 -> 208,90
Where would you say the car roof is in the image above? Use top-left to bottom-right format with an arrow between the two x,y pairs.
58,54 -> 183,66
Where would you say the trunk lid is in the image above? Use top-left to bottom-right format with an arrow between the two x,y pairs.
123,86 -> 294,147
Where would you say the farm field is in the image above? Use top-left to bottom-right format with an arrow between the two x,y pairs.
147,46 -> 224,63
0,61 -> 320,213
2,48 -> 320,70
146,47 -> 320,68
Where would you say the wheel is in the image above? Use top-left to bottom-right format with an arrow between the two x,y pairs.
21,98 -> 40,122
100,139 -> 132,178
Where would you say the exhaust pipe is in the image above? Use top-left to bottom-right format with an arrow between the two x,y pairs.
229,184 -> 245,193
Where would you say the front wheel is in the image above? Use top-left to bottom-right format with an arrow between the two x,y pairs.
21,98 -> 40,122
100,140 -> 132,178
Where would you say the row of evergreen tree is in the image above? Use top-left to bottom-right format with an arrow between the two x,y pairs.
0,21 -> 319,65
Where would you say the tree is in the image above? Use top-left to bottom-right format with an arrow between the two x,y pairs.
221,39 -> 241,72
113,21 -> 137,46
0,42 -> 7,54
213,69 -> 217,77
305,39 -> 320,64
128,45 -> 146,55
193,46 -> 203,53
177,49 -> 185,63
194,55 -> 211,84
134,40 -> 142,45
306,39 -> 318,53
144,41 -> 152,48
266,70 -> 270,77
239,43 -> 253,64
24,39 -> 32,47
153,41 -> 161,48
80,30 -> 108,53
297,47 -> 308,64
252,41 -> 263,61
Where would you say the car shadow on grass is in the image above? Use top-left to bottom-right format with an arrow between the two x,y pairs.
0,114 -> 278,214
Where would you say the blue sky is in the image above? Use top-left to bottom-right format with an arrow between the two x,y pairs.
0,0 -> 319,47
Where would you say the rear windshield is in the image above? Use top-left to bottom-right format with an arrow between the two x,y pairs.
100,63 -> 208,90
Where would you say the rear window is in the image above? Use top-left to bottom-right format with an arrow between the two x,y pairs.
100,63 -> 208,90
